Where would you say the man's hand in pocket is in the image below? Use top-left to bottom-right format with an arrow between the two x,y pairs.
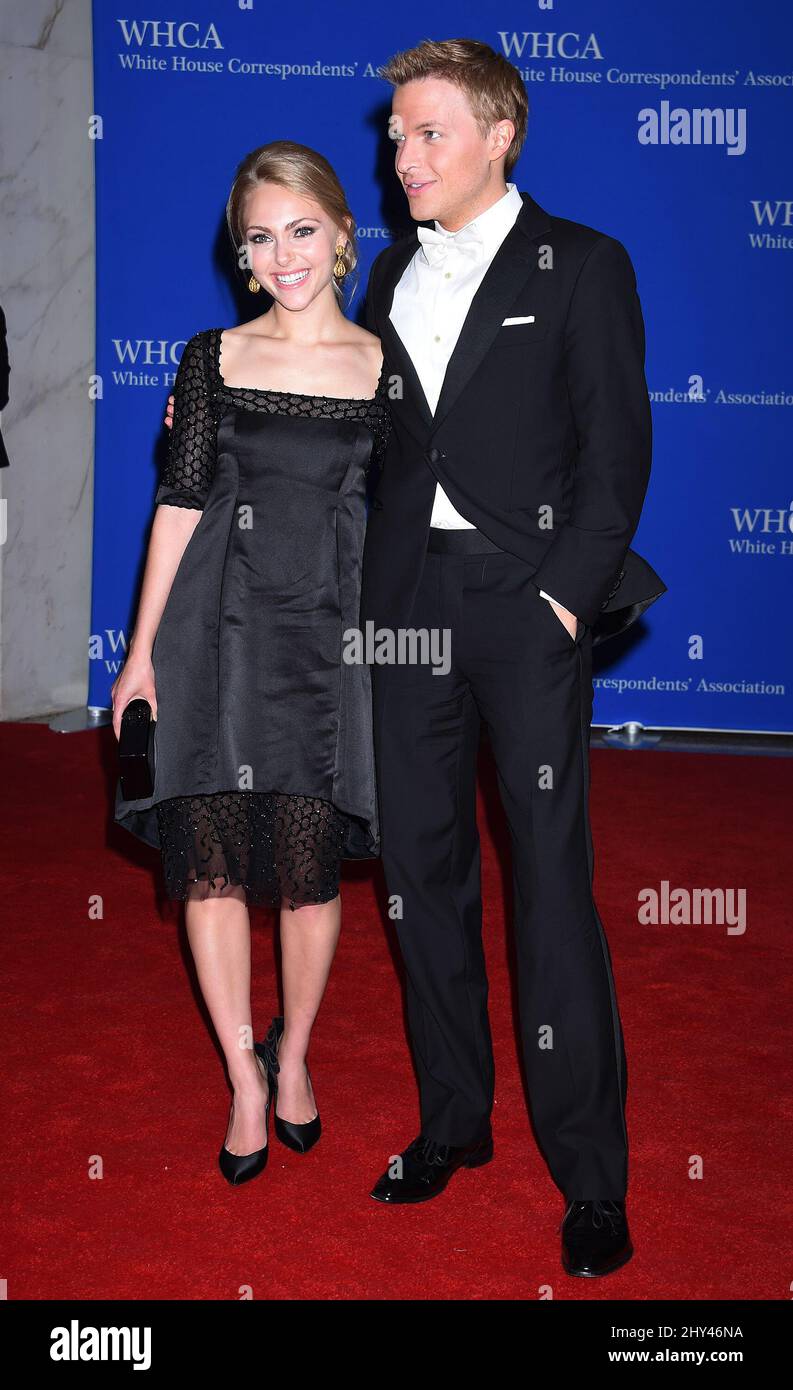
547,596 -> 579,641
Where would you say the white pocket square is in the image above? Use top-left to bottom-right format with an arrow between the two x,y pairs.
502,315 -> 535,325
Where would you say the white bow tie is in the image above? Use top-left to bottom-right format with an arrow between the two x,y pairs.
417,223 -> 484,267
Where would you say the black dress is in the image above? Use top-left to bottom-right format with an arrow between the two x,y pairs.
114,326 -> 391,909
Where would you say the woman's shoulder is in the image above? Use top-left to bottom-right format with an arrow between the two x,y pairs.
178,326 -> 222,360
347,323 -> 383,354
178,327 -> 225,376
346,325 -> 385,386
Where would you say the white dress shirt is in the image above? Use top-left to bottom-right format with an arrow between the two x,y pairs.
389,182 -> 560,609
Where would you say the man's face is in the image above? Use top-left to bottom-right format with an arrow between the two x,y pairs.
390,75 -> 506,230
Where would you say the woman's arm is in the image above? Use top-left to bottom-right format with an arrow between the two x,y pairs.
110,507 -> 199,734
111,331 -> 217,737
129,507 -> 202,655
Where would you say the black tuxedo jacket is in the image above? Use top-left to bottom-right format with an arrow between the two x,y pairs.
361,190 -> 666,643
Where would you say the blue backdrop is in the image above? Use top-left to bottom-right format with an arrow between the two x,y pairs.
89,1 -> 793,732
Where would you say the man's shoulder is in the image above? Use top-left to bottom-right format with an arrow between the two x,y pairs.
544,211 -> 623,260
365,200 -> 633,285
544,211 -> 633,276
516,190 -> 629,263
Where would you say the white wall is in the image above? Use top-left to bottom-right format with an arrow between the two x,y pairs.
0,0 -> 95,719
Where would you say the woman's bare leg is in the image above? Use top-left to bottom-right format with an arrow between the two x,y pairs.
276,894 -> 342,1122
185,881 -> 269,1155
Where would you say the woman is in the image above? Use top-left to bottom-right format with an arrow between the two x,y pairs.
112,141 -> 391,1186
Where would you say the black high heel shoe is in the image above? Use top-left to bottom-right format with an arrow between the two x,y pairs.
259,1016 -> 321,1154
218,1047 -> 272,1186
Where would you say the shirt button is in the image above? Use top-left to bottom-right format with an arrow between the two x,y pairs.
434,334 -> 441,342
444,271 -> 451,278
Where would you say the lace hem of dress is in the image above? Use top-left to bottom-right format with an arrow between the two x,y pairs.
155,788 -> 349,912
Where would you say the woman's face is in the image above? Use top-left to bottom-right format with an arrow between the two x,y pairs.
241,182 -> 345,310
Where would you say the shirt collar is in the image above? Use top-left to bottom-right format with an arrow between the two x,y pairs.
432,182 -> 523,259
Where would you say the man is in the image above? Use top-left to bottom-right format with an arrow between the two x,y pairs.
361,38 -> 666,1277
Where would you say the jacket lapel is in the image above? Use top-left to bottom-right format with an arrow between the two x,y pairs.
377,191 -> 553,439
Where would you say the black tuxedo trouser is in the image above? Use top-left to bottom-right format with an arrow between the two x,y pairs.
373,539 -> 629,1201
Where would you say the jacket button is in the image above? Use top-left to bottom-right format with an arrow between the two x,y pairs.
427,447 -> 445,463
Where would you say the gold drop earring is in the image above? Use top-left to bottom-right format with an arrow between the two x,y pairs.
248,274 -> 261,293
333,242 -> 347,279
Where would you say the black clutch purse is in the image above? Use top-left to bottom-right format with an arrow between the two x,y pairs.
118,697 -> 157,800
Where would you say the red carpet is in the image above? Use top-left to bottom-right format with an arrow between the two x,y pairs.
1,721 -> 789,1300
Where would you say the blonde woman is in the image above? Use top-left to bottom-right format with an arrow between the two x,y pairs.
112,142 -> 390,1185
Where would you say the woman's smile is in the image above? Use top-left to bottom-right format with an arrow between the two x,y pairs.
272,268 -> 310,288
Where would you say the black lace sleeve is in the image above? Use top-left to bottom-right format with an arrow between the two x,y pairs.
365,367 -> 392,478
155,331 -> 217,509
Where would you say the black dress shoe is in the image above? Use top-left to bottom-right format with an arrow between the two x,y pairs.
218,1049 -> 271,1186
257,1017 -> 321,1154
370,1132 -> 494,1204
560,1199 -> 633,1276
